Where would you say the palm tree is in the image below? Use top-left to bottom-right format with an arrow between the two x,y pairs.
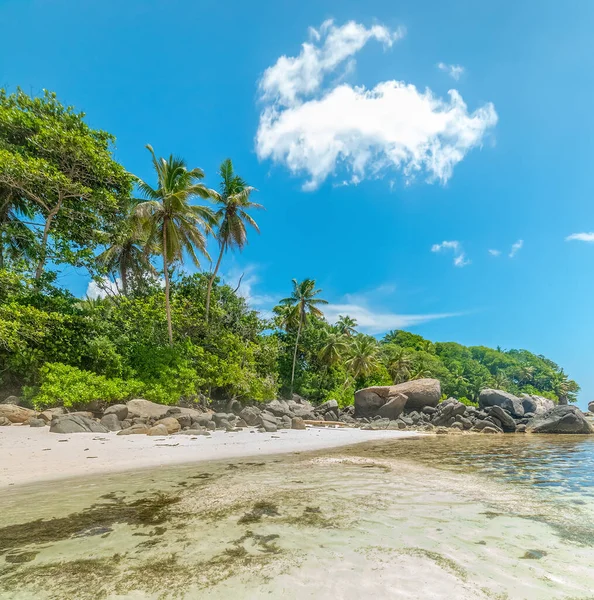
336,315 -> 357,337
135,145 -> 216,345
0,188 -> 36,270
346,335 -> 379,380
205,159 -> 262,323
97,199 -> 156,295
384,346 -> 413,384
493,371 -> 510,390
273,302 -> 299,331
319,332 -> 349,367
280,278 -> 327,394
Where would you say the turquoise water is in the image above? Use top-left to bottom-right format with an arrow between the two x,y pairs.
1,435 -> 594,599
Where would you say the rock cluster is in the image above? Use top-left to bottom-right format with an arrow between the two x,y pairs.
0,385 -> 592,436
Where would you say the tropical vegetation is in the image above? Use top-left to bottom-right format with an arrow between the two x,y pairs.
0,88 -> 580,411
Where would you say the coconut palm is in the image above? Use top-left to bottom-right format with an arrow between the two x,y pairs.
383,345 -> 413,384
318,332 -> 349,367
205,159 -> 262,323
280,278 -> 327,394
97,199 -> 156,295
273,302 -> 299,331
346,335 -> 379,380
493,371 -> 510,390
0,188 -> 36,269
135,145 -> 216,345
336,315 -> 357,337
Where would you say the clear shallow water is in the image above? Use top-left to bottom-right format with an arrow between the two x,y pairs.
1,435 -> 594,599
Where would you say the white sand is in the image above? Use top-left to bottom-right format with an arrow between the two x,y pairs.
0,425 -> 419,489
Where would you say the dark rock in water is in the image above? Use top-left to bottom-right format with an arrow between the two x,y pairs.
516,424 -> 527,433
100,414 -> 121,432
50,415 -> 109,434
104,404 -> 128,421
521,549 -> 547,560
526,406 -> 593,434
471,420 -> 503,434
377,394 -> 408,420
481,426 -> 503,434
479,389 -> 525,418
487,406 -> 516,432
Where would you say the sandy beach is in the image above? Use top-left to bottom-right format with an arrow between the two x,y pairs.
0,425 -> 419,489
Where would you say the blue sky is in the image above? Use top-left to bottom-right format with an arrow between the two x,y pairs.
2,0 -> 594,408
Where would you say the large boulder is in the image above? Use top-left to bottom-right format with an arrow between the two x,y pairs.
265,400 -> 292,417
50,415 -> 109,434
521,394 -> 555,416
0,404 -> 36,424
126,399 -> 169,421
377,394 -> 408,420
526,406 -> 593,434
104,404 -> 128,421
147,424 -> 169,436
1,395 -> 20,405
38,407 -> 66,423
479,389 -> 525,418
355,379 -> 440,417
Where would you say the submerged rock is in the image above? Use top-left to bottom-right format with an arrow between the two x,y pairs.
526,406 -> 593,434
50,415 -> 109,434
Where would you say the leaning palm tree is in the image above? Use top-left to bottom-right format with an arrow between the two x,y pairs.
205,159 -> 262,322
97,199 -> 156,295
346,335 -> 380,380
280,278 -> 327,394
135,145 -> 216,345
318,332 -> 349,367
336,315 -> 357,337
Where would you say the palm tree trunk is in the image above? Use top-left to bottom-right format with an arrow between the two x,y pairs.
120,261 -> 128,296
205,241 -> 225,324
290,316 -> 303,396
162,224 -> 173,346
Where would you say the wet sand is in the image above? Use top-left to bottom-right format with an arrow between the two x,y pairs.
0,425 -> 420,489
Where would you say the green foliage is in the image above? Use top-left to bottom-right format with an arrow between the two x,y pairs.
30,363 -> 142,410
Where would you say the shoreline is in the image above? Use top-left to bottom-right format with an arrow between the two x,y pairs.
0,425 -> 420,490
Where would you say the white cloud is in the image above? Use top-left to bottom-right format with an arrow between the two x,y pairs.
566,232 -> 594,242
488,249 -> 501,256
324,303 -> 460,335
86,278 -> 121,299
437,62 -> 465,81
256,20 -> 497,191
432,240 -> 470,267
509,239 -> 523,258
260,19 -> 405,106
